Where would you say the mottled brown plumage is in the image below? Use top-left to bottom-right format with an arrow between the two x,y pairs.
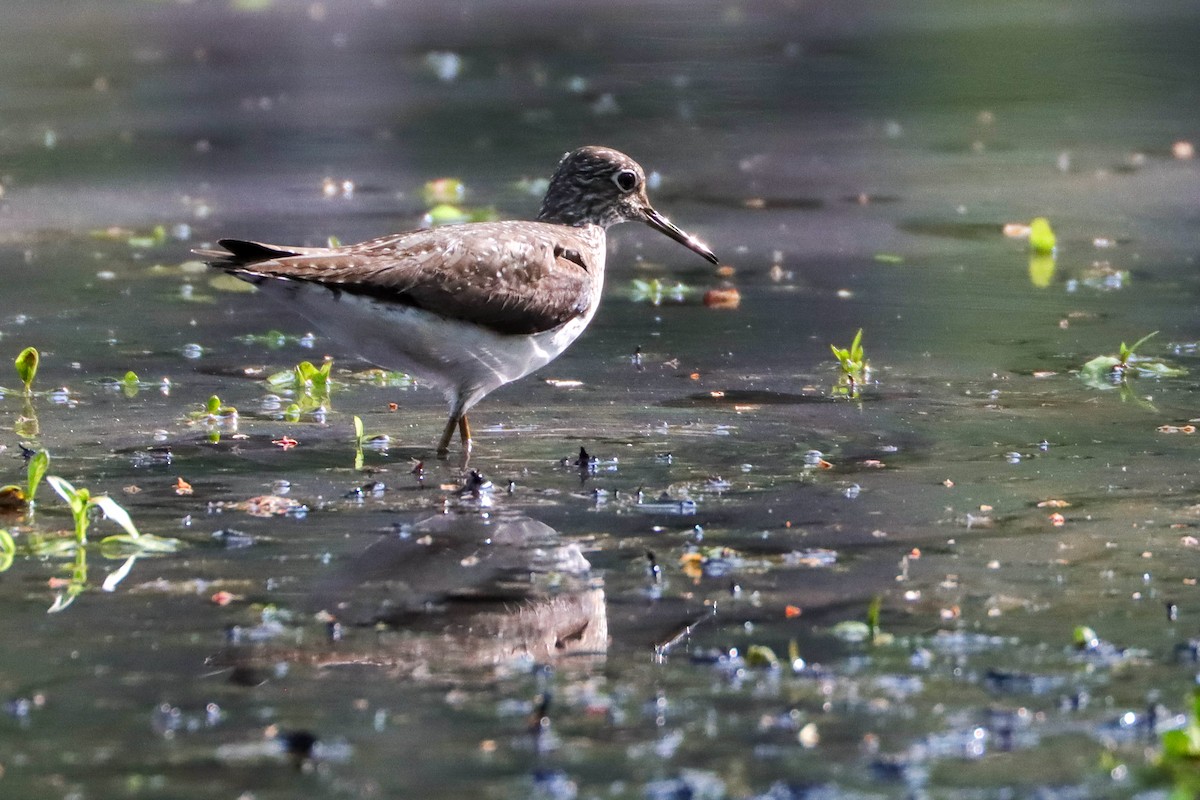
199,146 -> 718,456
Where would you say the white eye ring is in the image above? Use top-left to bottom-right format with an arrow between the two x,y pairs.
612,169 -> 638,192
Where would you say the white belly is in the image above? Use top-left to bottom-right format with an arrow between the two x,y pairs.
252,280 -> 599,411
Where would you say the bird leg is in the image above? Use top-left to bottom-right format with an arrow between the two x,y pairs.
437,398 -> 473,457
437,413 -> 459,456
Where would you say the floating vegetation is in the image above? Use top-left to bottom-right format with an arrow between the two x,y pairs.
187,395 -> 239,441
345,367 -> 413,388
630,278 -> 695,305
1079,331 -> 1186,390
91,224 -> 171,249
421,204 -> 498,228
266,359 -> 333,416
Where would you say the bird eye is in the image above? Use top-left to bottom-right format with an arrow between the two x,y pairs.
612,169 -> 638,192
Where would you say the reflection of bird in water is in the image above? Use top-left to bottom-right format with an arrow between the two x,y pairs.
213,514 -> 606,678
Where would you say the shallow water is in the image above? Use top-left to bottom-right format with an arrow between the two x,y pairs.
2,1 -> 1200,798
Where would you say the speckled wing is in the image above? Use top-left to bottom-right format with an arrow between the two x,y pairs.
207,221 -> 601,336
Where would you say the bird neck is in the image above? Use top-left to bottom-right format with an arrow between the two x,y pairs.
537,191 -> 620,228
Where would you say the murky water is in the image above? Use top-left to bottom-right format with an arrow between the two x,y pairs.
2,1 -> 1200,797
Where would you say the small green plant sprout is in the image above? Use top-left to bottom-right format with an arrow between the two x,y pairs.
1028,217 -> 1056,255
353,415 -> 365,471
744,644 -> 780,669
1079,331 -> 1186,389
0,448 -> 49,512
186,394 -> 239,442
46,476 -> 140,545
187,394 -> 239,422
266,360 -> 333,414
830,328 -> 867,398
830,595 -> 894,646
15,346 -> 38,393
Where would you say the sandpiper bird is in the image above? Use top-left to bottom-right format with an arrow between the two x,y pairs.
198,146 -> 718,455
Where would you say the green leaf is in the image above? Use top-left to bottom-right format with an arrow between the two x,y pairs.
91,495 -> 140,539
0,528 -> 15,572
26,449 -> 48,504
1029,217 -> 1056,255
1079,355 -> 1123,388
353,415 -> 365,440
46,474 -> 78,505
266,369 -> 296,387
1163,729 -> 1191,759
123,371 -> 139,385
205,395 -> 222,415
850,329 -> 864,362
1122,331 -> 1159,362
15,347 -> 38,391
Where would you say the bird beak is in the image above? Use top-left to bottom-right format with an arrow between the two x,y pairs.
642,206 -> 720,264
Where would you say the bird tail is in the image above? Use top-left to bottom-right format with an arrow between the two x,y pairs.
191,239 -> 331,267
